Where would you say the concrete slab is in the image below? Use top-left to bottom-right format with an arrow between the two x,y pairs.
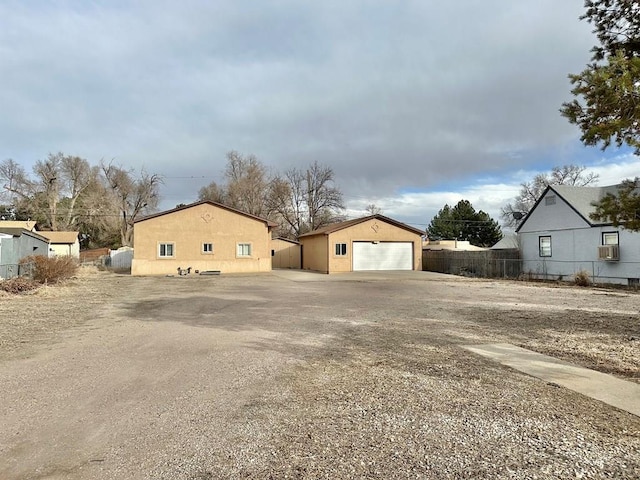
463,343 -> 640,417
271,269 -> 465,282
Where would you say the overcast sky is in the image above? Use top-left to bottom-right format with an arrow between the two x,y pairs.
1,1 -> 639,230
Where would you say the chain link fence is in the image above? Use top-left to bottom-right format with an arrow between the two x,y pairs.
423,249 -> 640,286
520,259 -> 640,286
0,262 -> 35,280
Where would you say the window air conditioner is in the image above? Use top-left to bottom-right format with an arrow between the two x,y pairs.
598,245 -> 619,261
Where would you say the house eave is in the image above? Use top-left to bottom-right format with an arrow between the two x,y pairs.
135,200 -> 276,228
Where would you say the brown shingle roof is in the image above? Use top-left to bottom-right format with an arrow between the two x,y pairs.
37,231 -> 79,244
0,220 -> 37,231
134,201 -> 279,228
298,215 -> 424,238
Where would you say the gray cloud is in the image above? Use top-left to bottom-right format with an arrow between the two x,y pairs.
0,0 -> 598,214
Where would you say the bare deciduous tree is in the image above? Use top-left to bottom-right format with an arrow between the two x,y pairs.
267,162 -> 344,237
198,181 -> 226,204
0,158 -> 32,201
365,204 -> 382,215
73,179 -> 122,248
267,169 -> 307,238
102,163 -> 163,247
59,154 -> 100,230
223,151 -> 269,217
305,161 -> 344,231
1,153 -> 99,230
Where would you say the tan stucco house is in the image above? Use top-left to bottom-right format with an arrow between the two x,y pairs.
131,201 -> 277,276
38,231 -> 80,258
271,237 -> 302,269
298,215 -> 424,273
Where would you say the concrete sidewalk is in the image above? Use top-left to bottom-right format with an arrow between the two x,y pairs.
464,343 -> 640,417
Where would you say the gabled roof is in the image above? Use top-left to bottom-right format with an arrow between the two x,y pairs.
491,233 -> 519,250
0,220 -> 37,231
516,184 -> 624,232
0,228 -> 50,242
299,214 -> 424,238
134,200 -> 279,227
38,231 -> 79,244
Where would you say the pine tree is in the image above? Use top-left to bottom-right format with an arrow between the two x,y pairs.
427,200 -> 502,247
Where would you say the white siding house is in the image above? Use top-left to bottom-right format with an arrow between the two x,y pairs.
38,231 -> 80,259
516,184 -> 640,286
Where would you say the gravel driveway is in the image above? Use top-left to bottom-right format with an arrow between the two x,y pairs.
0,268 -> 638,479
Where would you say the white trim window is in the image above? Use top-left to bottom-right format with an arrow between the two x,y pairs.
602,232 -> 619,245
335,243 -> 347,256
158,242 -> 175,258
237,243 -> 252,257
539,236 -> 552,257
202,242 -> 214,254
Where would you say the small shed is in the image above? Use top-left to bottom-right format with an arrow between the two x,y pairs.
271,237 -> 301,269
38,231 -> 80,258
0,228 -> 50,279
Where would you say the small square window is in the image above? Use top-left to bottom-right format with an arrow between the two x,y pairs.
602,232 -> 618,245
335,243 -> 347,256
159,243 -> 174,258
539,236 -> 551,257
545,195 -> 556,206
237,243 -> 252,257
203,242 -> 214,254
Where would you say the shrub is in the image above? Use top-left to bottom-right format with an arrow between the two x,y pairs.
20,255 -> 78,284
574,270 -> 591,287
0,276 -> 39,294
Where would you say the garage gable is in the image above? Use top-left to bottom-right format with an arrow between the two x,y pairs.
299,215 -> 423,273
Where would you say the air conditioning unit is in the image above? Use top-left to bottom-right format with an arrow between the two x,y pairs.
598,245 -> 619,261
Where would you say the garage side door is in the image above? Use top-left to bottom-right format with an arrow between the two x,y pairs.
352,242 -> 413,271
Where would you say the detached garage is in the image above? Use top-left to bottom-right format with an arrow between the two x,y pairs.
299,215 -> 424,273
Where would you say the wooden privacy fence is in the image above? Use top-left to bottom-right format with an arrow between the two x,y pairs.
423,249 -> 521,279
79,248 -> 110,264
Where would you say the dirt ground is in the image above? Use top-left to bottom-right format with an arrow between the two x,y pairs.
0,267 -> 638,479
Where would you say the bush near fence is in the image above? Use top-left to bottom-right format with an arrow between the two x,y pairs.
423,249 -> 521,279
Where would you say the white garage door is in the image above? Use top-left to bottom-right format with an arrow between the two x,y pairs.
352,242 -> 413,271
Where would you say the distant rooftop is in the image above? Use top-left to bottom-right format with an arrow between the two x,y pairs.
0,220 -> 36,231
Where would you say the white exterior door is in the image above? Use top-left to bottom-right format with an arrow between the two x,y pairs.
352,242 -> 413,271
